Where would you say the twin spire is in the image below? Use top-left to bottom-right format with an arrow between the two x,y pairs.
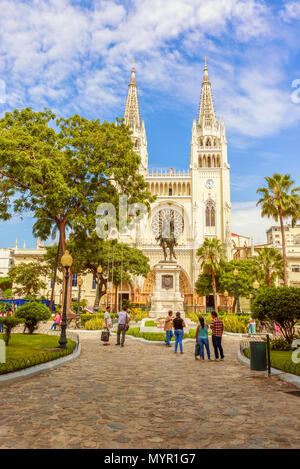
197,60 -> 217,129
124,66 -> 140,129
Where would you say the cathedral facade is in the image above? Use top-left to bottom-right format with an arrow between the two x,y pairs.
121,63 -> 232,309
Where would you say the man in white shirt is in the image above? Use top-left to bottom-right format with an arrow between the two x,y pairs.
116,307 -> 130,347
103,306 -> 112,346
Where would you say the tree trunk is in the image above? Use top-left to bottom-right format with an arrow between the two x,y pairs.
59,222 -> 72,316
50,236 -> 61,312
266,268 -> 271,288
212,271 -> 217,312
279,209 -> 288,286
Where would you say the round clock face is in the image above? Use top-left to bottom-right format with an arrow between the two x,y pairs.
206,179 -> 214,189
151,208 -> 184,239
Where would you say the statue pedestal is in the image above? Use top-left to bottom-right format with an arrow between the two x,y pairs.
149,261 -> 185,318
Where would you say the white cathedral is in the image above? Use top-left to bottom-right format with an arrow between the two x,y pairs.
121,62 -> 232,310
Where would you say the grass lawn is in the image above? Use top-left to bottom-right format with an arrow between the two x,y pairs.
0,333 -> 76,375
244,347 -> 300,376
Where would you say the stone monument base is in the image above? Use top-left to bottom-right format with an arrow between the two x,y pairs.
149,261 -> 185,319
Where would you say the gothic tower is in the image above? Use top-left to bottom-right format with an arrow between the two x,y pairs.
124,66 -> 148,175
190,61 -> 232,258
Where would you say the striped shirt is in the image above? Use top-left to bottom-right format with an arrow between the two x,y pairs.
210,318 -> 223,337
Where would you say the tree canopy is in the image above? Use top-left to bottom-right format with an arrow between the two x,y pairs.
257,173 -> 300,285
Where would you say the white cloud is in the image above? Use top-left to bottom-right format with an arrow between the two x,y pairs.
231,201 -> 272,243
280,1 -> 300,22
0,0 -> 299,139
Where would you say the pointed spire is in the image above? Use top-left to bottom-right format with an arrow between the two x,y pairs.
124,65 -> 140,129
14,236 -> 18,249
197,60 -> 216,129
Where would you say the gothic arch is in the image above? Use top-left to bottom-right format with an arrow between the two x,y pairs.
205,199 -> 216,227
198,155 -> 202,167
208,155 -> 211,168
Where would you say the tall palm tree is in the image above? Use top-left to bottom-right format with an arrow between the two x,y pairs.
257,174 -> 300,286
197,238 -> 226,310
253,247 -> 283,287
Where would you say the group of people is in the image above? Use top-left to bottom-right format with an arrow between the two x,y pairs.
101,306 -> 225,361
164,310 -> 224,360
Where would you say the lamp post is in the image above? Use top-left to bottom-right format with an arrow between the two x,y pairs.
233,268 -> 241,315
59,250 -> 73,349
249,293 -> 253,306
253,280 -> 260,298
76,276 -> 83,328
106,288 -> 110,308
94,265 -> 102,312
224,290 -> 229,313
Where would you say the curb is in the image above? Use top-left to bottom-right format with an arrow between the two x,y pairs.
0,342 -> 81,387
238,345 -> 300,390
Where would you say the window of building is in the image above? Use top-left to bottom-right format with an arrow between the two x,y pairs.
205,201 -> 216,227
291,265 -> 300,273
169,187 -> 172,196
72,273 -> 78,287
92,275 -> 97,289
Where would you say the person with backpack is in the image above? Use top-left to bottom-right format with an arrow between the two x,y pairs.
102,306 -> 112,346
195,316 -> 211,361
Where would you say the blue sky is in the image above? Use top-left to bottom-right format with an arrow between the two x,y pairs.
0,0 -> 300,247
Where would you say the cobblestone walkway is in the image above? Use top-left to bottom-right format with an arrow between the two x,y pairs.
1,334 -> 299,449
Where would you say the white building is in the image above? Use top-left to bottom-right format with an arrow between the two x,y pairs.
120,63 -> 232,308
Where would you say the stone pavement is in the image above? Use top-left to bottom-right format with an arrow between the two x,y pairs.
0,334 -> 299,449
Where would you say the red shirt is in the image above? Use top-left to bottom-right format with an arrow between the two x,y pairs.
210,318 -> 223,337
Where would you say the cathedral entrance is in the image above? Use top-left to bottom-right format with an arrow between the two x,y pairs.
206,295 -> 215,313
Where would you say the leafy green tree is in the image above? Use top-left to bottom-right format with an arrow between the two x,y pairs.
218,259 -> 260,299
196,238 -> 226,308
0,277 -> 12,299
0,317 -> 22,345
44,234 -> 150,310
15,302 -> 51,334
257,174 -> 300,285
195,271 -> 221,297
8,262 -> 50,297
252,287 -> 300,343
253,247 -> 283,287
0,109 -> 154,309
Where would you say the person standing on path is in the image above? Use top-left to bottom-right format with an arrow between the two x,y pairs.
116,307 -> 130,347
210,311 -> 224,361
164,310 -> 174,347
248,316 -> 256,336
195,316 -> 211,361
173,312 -> 186,354
103,306 -> 112,346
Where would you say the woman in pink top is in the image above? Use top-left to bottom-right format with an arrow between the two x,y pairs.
51,312 -> 61,330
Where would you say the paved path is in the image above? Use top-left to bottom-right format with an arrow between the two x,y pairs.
1,334 -> 299,449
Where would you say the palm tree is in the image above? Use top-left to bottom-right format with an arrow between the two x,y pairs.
257,174 -> 300,286
197,238 -> 226,310
253,247 -> 283,287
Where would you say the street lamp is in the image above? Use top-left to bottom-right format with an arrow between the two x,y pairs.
249,293 -> 253,306
59,250 -> 73,349
106,288 -> 110,308
224,290 -> 229,313
76,276 -> 83,328
253,280 -> 260,298
94,265 -> 103,312
233,268 -> 241,315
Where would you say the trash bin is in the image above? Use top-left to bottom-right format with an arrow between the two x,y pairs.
250,341 -> 267,371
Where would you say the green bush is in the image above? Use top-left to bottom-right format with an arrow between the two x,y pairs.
222,316 -> 248,333
84,318 -> 104,330
15,302 -> 51,334
265,337 -> 293,351
80,313 -> 104,325
0,317 -> 22,345
252,287 -> 300,343
145,320 -> 157,327
130,310 -> 149,322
